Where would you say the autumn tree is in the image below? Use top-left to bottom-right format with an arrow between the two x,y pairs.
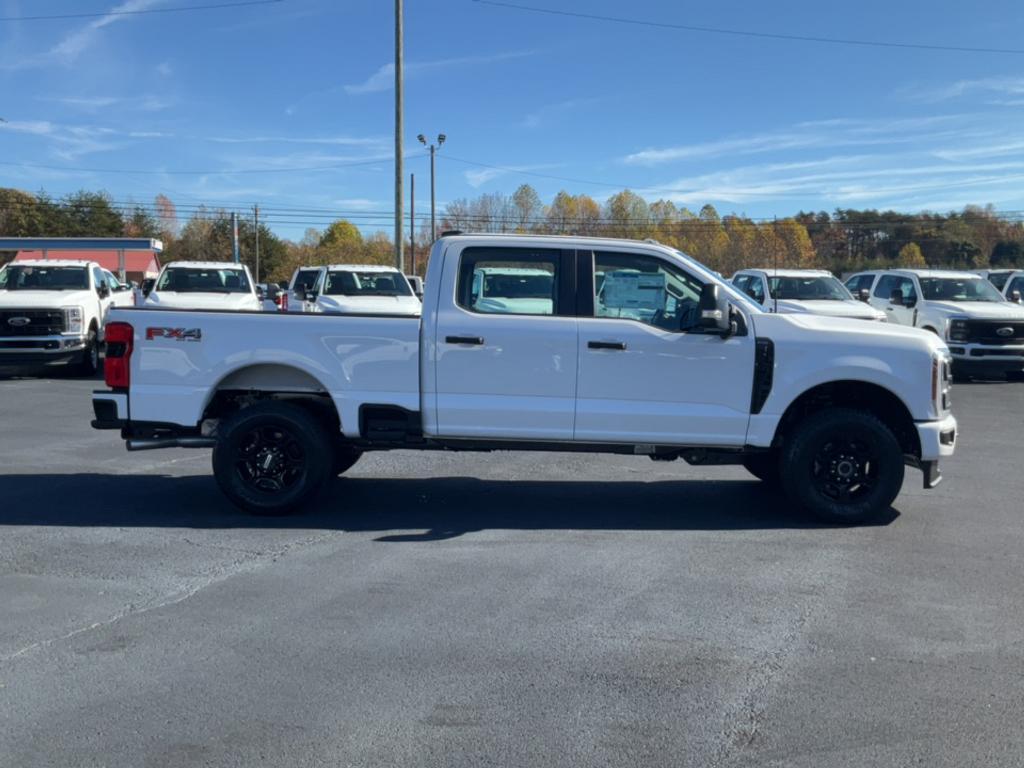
512,184 -> 542,232
898,242 -> 927,268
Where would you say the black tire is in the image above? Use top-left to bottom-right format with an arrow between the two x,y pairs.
72,327 -> 99,377
781,408 -> 904,524
742,451 -> 781,487
212,401 -> 332,515
333,445 -> 363,476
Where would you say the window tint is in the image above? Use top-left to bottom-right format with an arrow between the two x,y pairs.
846,274 -> 874,294
324,270 -> 411,297
292,269 -> 322,293
1007,276 -> 1024,297
746,276 -> 765,303
457,248 -> 559,316
988,272 -> 1012,291
875,275 -> 916,301
593,251 -> 704,331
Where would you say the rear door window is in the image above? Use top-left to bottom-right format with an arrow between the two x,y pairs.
457,248 -> 561,316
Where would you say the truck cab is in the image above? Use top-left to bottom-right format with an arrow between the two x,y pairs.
845,268 -> 1024,380
308,264 -> 420,316
92,235 -> 957,524
0,259 -> 121,375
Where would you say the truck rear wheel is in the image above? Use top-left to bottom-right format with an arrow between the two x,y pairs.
781,408 -> 904,524
212,401 -> 332,515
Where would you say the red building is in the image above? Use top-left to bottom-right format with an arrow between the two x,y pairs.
0,238 -> 163,285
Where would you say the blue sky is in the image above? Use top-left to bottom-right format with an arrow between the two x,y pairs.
3,0 -> 1024,239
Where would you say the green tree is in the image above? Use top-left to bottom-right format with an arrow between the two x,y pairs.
0,188 -> 45,236
604,189 -> 649,238
62,190 -> 124,237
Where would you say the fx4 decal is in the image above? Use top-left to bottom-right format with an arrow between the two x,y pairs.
146,327 -> 202,341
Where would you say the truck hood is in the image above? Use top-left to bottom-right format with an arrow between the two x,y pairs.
316,295 -> 422,316
0,290 -> 92,308
924,301 -> 1024,320
754,311 -> 947,355
145,292 -> 261,311
772,298 -> 885,320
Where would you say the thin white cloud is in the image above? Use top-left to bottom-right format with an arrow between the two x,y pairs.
344,51 -> 533,95
333,198 -> 381,210
5,0 -> 160,70
35,94 -> 172,112
522,97 -> 600,129
904,76 -> 1024,103
207,135 -> 386,147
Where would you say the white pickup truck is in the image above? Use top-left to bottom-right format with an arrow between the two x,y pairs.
845,268 -> 1024,380
0,259 -> 134,375
145,261 -> 261,312
91,234 -> 957,524
731,268 -> 886,321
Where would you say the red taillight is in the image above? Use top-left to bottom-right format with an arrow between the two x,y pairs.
280,292 -> 289,312
104,321 -> 133,389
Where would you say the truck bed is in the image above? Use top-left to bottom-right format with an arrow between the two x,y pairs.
115,308 -> 421,434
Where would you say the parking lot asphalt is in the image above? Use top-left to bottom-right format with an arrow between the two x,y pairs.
1,370 -> 1023,767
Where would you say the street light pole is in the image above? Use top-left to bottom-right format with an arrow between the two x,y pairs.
418,133 -> 445,242
394,0 -> 404,272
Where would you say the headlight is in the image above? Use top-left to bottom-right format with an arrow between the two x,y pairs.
947,318 -> 969,342
64,306 -> 84,334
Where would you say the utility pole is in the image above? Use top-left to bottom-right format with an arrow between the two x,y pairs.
410,172 -> 415,276
394,0 -> 404,271
231,212 -> 240,263
417,133 -> 445,241
253,205 -> 260,283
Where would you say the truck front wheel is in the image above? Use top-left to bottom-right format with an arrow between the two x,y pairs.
781,408 -> 904,524
212,401 -> 332,515
72,328 -> 99,377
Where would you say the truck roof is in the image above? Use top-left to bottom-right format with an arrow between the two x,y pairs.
162,261 -> 249,270
735,269 -> 834,278
888,269 -> 983,280
324,264 -> 403,272
7,259 -> 97,268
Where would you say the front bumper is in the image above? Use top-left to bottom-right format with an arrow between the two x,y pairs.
946,343 -> 1024,375
0,335 -> 87,366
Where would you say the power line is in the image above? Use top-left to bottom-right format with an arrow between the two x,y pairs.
0,0 -> 284,23
472,0 -> 1024,55
0,155 -> 417,176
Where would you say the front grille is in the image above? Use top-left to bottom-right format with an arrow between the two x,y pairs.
965,320 -> 1024,345
0,309 -> 65,336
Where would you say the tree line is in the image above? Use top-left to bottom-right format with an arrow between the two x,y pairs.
3,185 -> 1024,283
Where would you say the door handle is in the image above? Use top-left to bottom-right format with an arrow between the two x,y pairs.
588,340 -> 627,351
445,335 -> 484,345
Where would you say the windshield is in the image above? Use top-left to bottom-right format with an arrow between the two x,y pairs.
919,277 -> 1005,302
156,267 -> 251,294
1007,276 -> 1024,298
291,269 -> 321,293
768,275 -> 851,301
1,265 -> 88,291
323,270 -> 412,297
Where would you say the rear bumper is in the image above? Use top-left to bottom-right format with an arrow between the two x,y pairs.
91,391 -> 128,429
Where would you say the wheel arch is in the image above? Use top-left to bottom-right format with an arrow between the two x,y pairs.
773,379 -> 921,458
200,363 -> 342,434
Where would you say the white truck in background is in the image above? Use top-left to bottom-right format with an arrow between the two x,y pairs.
0,259 -> 133,375
731,269 -> 887,321
845,268 -> 1024,380
92,234 -> 957,524
145,262 -> 261,312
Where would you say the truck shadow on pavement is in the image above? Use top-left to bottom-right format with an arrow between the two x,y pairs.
0,474 -> 898,537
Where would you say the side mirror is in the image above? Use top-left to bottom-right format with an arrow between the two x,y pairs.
1012,290 -> 1022,304
699,283 -> 733,336
858,288 -> 870,302
890,290 -> 904,307
98,282 -> 110,298
141,279 -> 155,297
304,290 -> 318,303
905,295 -> 918,308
